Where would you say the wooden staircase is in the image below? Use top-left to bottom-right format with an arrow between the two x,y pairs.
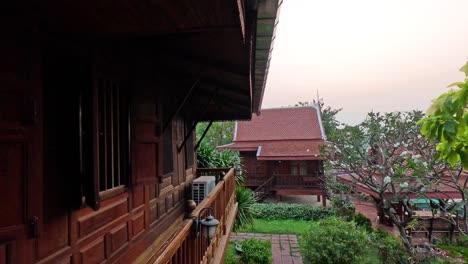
253,175 -> 276,200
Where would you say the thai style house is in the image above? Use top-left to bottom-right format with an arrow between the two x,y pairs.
0,1 -> 281,263
219,106 -> 328,204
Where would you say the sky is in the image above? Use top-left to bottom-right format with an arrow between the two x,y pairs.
261,0 -> 468,125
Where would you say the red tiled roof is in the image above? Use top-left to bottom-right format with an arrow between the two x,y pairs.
234,107 -> 324,141
220,140 -> 326,160
258,140 -> 325,160
219,106 -> 326,160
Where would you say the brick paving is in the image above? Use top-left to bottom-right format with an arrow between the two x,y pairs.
230,233 -> 303,264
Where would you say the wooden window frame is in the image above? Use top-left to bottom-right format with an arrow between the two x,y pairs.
290,161 -> 307,176
82,74 -> 131,210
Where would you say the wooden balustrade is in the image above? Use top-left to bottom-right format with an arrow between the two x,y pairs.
196,168 -> 231,183
155,168 -> 237,264
245,173 -> 269,186
274,173 -> 324,189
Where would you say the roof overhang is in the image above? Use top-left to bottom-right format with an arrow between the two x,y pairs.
5,0 -> 281,121
252,0 -> 282,115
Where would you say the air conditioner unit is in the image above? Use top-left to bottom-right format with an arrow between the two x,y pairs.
192,176 -> 216,205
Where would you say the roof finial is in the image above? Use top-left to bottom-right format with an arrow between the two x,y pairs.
316,89 -> 320,110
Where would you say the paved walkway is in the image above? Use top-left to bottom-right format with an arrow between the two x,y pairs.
230,233 -> 303,264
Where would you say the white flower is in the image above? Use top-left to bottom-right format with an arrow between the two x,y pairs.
412,154 -> 422,160
400,151 -> 408,156
400,182 -> 409,188
394,142 -> 400,147
383,176 -> 392,184
422,162 -> 428,167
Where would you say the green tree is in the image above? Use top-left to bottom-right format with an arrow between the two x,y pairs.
325,111 -> 446,250
419,62 -> 468,168
196,121 -> 234,147
418,62 -> 468,235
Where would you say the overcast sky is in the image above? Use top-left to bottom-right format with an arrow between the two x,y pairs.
261,0 -> 468,125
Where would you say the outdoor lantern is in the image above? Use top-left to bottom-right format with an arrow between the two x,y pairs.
194,207 -> 219,244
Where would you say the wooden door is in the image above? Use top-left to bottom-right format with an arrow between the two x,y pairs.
0,42 -> 43,241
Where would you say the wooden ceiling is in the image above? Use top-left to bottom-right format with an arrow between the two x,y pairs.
33,0 -> 241,35
4,0 -> 281,121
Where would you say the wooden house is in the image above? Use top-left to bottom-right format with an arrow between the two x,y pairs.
219,106 -> 327,204
0,1 -> 280,263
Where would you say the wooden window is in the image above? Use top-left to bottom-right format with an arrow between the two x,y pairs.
84,76 -> 130,208
96,78 -> 128,194
290,161 -> 307,175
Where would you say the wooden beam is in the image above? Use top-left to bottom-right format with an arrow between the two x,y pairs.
162,78 -> 200,132
194,121 -> 213,151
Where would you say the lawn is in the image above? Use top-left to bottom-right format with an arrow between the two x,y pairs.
224,243 -> 240,264
235,218 -> 311,235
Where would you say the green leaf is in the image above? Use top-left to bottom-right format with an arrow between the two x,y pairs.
460,148 -> 468,169
447,151 -> 459,166
444,120 -> 457,134
448,82 -> 464,88
460,62 -> 468,76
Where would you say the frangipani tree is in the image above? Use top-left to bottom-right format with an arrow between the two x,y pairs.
419,62 -> 468,168
325,111 -> 446,250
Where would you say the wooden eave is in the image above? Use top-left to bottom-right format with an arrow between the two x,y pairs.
5,0 -> 281,121
252,0 -> 282,115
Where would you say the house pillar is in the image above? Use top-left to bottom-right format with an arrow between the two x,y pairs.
317,195 -> 320,202
322,195 -> 326,207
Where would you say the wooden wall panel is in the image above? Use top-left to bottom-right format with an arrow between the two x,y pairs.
131,211 -> 145,238
0,142 -> 25,228
149,201 -> 158,225
79,237 -> 105,264
107,223 -> 128,255
0,90 -> 23,126
2,43 -> 202,263
157,200 -> 166,217
37,216 -> 69,259
0,243 -> 8,264
78,199 -> 128,238
132,185 -> 145,209
134,143 -> 158,184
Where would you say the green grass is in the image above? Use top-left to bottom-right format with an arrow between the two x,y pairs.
236,218 -> 311,235
438,245 -> 468,260
224,242 -> 240,264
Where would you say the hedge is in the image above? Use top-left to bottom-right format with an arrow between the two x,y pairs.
251,203 -> 337,221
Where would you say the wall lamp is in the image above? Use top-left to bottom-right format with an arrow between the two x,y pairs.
194,207 -> 220,244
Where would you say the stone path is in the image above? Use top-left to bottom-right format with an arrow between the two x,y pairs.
230,233 -> 303,264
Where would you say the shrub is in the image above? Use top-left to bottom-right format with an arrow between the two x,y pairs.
330,196 -> 356,221
238,238 -> 272,264
196,141 -> 240,168
252,203 -> 337,221
371,227 -> 408,264
303,217 -> 369,264
235,186 -> 257,230
354,212 -> 373,233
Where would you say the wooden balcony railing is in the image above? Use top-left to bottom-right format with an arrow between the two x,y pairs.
275,173 -> 324,189
154,168 -> 237,264
244,172 -> 269,186
196,168 -> 231,183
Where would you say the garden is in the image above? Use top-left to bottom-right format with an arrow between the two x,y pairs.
225,200 -> 466,264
